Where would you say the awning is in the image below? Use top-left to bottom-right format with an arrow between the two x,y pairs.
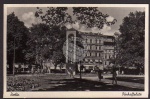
15,64 -> 19,68
95,59 -> 99,62
85,59 -> 88,62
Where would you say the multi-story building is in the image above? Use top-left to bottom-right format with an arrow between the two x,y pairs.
103,35 -> 115,68
79,32 -> 115,70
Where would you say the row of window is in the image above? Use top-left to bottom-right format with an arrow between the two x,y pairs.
85,52 -> 113,59
85,39 -> 102,44
86,52 -> 102,57
86,45 -> 102,50
104,54 -> 113,59
104,49 -> 114,53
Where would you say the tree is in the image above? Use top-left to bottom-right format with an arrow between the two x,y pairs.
7,12 -> 29,74
118,11 -> 145,67
36,7 -> 117,30
26,23 -> 67,71
26,23 -> 53,66
52,50 -> 65,70
73,7 -> 117,29
35,7 -> 72,28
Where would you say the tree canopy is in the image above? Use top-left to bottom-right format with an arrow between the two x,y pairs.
26,23 -> 67,69
35,7 -> 117,29
118,11 -> 145,67
7,12 -> 29,73
72,7 -> 117,29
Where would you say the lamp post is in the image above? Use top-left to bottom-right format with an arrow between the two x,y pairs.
79,61 -> 82,79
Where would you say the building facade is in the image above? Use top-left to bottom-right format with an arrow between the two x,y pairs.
79,32 -> 115,70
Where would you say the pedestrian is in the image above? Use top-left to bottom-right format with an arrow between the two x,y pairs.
98,68 -> 103,81
139,67 -> 142,75
112,67 -> 117,85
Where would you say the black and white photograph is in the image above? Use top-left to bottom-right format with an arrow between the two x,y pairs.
3,4 -> 149,98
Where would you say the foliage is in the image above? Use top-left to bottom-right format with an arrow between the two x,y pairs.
73,7 -> 117,29
26,23 -> 67,69
26,23 -> 53,64
7,12 -> 29,73
35,7 -> 72,27
7,76 -> 40,91
52,50 -> 65,68
118,11 -> 145,67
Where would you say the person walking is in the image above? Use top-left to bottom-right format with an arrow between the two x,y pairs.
112,67 -> 117,85
97,68 -> 103,81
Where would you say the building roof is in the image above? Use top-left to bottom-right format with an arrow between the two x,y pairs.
79,32 -> 114,38
67,28 -> 77,31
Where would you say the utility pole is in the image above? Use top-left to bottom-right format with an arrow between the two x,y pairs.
80,62 -> 82,79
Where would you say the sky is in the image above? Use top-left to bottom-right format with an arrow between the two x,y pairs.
7,7 -> 145,36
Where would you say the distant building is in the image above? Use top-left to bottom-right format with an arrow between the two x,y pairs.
103,35 -> 115,68
79,32 -> 115,70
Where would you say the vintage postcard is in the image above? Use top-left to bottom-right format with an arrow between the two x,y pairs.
3,4 -> 149,98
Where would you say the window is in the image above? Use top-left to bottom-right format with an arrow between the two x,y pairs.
87,45 -> 90,50
87,39 -> 90,43
90,39 -> 92,43
97,53 -> 99,56
92,45 -> 95,50
109,55 -> 111,59
99,40 -> 101,44
97,39 -> 99,43
97,46 -> 99,50
87,52 -> 90,56
92,39 -> 95,43
107,61 -> 109,65
107,54 -> 109,59
92,52 -> 95,56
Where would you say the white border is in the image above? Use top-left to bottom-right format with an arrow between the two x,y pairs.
3,4 -> 149,98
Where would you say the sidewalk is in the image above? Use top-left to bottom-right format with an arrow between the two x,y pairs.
102,74 -> 144,78
76,76 -> 144,90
